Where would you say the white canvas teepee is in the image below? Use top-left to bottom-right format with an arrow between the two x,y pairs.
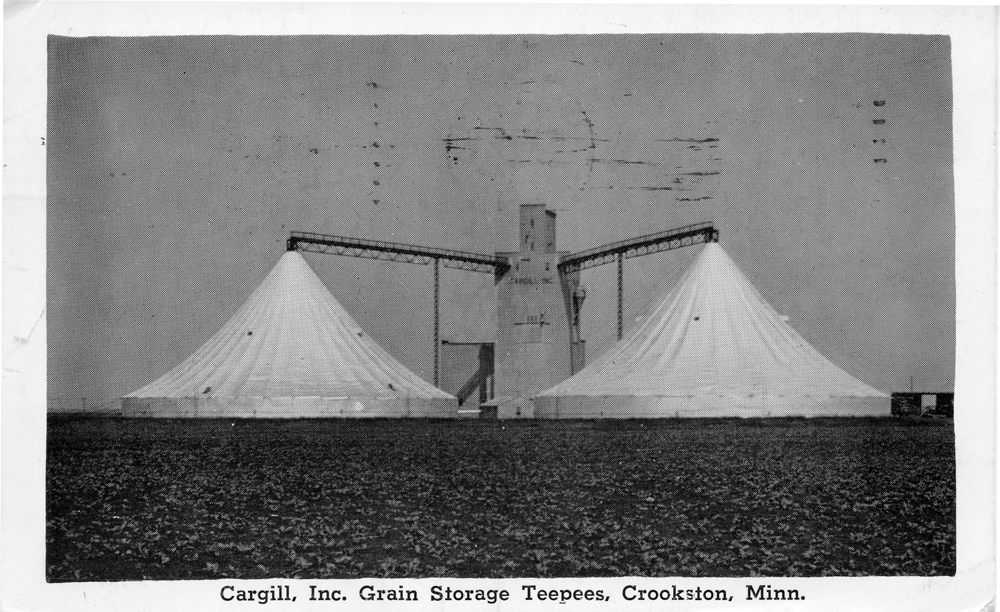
535,243 -> 890,418
122,251 -> 458,418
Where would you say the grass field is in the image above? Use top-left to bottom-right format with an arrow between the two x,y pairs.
46,416 -> 955,581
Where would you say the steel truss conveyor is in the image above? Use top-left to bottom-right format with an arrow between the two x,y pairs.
287,220 -> 717,385
287,232 -> 507,386
558,222 -> 718,340
287,232 -> 509,275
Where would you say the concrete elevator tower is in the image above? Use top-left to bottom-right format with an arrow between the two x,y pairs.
494,204 -> 584,418
288,205 -> 716,419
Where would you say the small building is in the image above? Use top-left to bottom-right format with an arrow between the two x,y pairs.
891,392 -> 954,417
440,341 -> 494,413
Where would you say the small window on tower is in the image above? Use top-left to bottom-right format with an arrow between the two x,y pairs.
530,219 -> 534,227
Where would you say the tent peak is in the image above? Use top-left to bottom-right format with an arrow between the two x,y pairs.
122,249 -> 457,418
535,241 -> 889,418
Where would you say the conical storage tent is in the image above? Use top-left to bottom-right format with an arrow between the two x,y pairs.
122,251 -> 458,418
535,243 -> 890,418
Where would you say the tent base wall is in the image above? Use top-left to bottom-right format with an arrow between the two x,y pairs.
121,396 -> 459,418
533,395 -> 891,419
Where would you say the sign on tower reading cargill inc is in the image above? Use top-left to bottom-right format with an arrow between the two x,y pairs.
493,205 -> 581,419
288,205 -> 715,420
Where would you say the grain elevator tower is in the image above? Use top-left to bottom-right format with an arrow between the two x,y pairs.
494,205 -> 584,418
288,206 -> 716,419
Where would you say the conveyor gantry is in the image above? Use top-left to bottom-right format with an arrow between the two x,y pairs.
287,219 -> 717,386
287,231 -> 509,275
288,231 -> 506,386
558,222 -> 718,339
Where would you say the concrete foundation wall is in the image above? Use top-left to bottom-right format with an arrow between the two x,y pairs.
534,395 -> 891,419
121,396 -> 459,418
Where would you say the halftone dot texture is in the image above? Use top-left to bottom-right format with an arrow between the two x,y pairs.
47,34 -> 953,410
122,251 -> 458,417
536,243 -> 891,418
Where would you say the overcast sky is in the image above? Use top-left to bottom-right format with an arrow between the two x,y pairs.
47,34 -> 954,406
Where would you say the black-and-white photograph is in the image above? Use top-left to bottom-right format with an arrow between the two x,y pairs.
3,5 -> 995,611
44,30 -> 957,580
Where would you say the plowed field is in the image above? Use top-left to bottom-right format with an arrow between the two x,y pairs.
46,417 -> 955,581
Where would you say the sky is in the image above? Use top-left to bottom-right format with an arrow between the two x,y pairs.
47,33 -> 955,407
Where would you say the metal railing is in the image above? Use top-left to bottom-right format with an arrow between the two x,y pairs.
558,222 -> 717,274
288,231 -> 509,274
